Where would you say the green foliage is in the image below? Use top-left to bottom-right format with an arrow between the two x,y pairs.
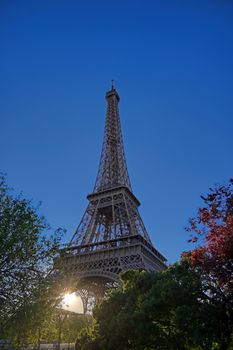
59,311 -> 92,344
4,306 -> 91,347
41,309 -> 92,345
75,323 -> 101,350
76,263 -> 232,350
96,263 -> 220,350
0,175 -> 66,345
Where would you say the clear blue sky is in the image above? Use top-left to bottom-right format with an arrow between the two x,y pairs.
1,1 -> 233,263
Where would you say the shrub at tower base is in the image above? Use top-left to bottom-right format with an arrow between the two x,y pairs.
75,180 -> 233,350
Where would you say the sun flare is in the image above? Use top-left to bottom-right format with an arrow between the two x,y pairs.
63,292 -> 77,307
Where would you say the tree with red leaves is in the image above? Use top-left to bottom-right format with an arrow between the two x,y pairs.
184,179 -> 233,350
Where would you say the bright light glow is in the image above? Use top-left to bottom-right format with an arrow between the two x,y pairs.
63,292 -> 76,306
61,292 -> 83,314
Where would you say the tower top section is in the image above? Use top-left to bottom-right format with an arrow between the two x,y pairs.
93,85 -> 131,192
105,82 -> 120,102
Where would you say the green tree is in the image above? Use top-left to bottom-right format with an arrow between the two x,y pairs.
0,175 -> 65,345
85,263 -> 219,350
61,312 -> 92,344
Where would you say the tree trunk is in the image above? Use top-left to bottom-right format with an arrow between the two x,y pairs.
58,325 -> 61,350
37,327 -> 41,350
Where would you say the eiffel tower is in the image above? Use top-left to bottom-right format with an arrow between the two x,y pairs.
62,84 -> 166,312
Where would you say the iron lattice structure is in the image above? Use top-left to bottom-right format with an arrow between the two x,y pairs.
62,86 -> 167,312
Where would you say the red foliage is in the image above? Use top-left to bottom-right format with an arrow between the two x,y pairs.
183,179 -> 233,292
